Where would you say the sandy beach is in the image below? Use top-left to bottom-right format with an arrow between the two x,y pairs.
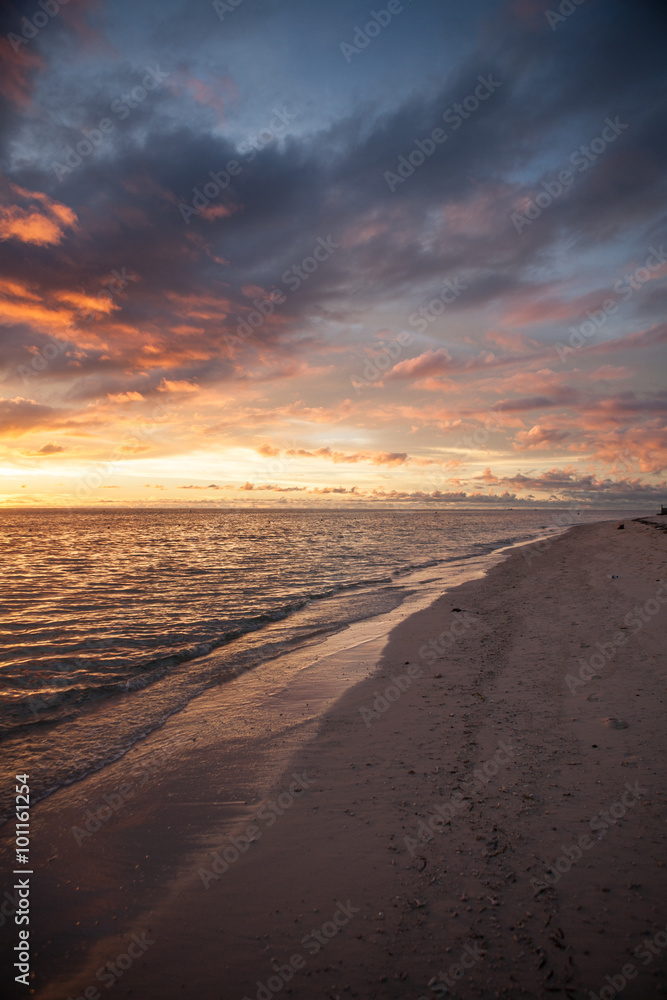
6,517 -> 667,1000
3,1 -> 665,995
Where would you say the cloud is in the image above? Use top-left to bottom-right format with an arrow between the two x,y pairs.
157,378 -> 199,393
55,290 -> 116,315
167,69 -> 232,119
0,206 -> 66,247
476,466 -> 499,484
0,397 -> 56,435
499,467 -> 667,502
107,392 -> 145,403
0,0 -> 664,503
280,446 -> 410,466
0,37 -> 44,109
386,349 -> 453,381
514,425 -> 571,450
36,442 -> 64,455
0,185 -> 77,246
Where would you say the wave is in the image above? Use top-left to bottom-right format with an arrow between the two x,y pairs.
1,531 -> 555,739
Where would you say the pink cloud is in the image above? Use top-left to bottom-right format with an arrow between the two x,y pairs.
514,424 -> 571,450
0,38 -> 44,109
386,348 -> 452,381
168,70 -> 235,119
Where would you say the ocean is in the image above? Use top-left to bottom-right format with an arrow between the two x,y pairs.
0,507 -> 647,821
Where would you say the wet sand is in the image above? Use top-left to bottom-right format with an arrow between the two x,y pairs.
6,517 -> 667,999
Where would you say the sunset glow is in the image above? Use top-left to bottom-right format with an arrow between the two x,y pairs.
1,0 -> 665,508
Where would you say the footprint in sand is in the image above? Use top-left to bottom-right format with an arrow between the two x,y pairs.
605,718 -> 629,729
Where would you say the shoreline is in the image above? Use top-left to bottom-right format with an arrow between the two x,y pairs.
0,528 -> 552,824
3,517 -> 666,999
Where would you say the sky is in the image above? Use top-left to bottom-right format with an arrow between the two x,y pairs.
0,0 -> 665,508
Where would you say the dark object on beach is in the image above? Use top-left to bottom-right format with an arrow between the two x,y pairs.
660,505 -> 667,515
451,608 -> 462,612
618,523 -> 624,529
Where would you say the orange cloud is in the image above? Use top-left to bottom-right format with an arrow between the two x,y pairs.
54,291 -> 117,315
476,466 -> 499,484
107,392 -> 145,403
0,207 -> 66,246
0,397 -> 56,436
0,278 -> 42,302
157,379 -> 199,393
22,442 -> 66,456
0,296 -> 73,336
0,186 -> 77,246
